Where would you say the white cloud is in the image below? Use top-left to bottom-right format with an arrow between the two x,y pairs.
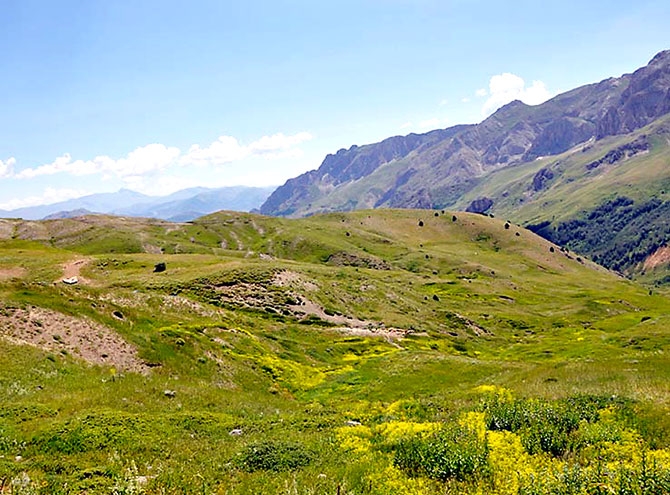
461,97 -> 471,103
0,157 -> 16,178
439,99 -> 449,106
184,136 -> 248,166
475,88 -> 487,97
0,187 -> 86,210
400,121 -> 413,129
482,73 -> 553,116
15,144 -> 181,180
12,131 -> 313,180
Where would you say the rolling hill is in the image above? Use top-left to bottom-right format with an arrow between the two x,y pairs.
0,210 -> 669,493
260,50 -> 670,283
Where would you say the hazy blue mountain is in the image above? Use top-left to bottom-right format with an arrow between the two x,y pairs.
112,186 -> 277,221
0,186 -> 276,221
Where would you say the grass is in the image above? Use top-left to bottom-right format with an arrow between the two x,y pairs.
0,209 -> 668,493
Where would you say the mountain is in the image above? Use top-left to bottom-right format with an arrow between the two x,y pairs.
42,208 -> 96,220
0,186 -> 276,221
111,186 -> 277,221
260,50 -> 670,282
2,189 -> 153,220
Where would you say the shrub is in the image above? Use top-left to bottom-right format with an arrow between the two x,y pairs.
236,441 -> 312,472
394,425 -> 490,481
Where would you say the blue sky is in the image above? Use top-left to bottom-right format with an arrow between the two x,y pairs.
1,0 -> 668,209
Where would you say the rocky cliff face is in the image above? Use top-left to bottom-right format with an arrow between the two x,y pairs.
261,51 -> 670,217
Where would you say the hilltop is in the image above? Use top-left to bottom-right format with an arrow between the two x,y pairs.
0,210 -> 669,493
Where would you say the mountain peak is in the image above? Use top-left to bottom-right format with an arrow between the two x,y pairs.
649,49 -> 670,66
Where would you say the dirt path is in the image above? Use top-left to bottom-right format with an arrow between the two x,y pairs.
61,258 -> 92,285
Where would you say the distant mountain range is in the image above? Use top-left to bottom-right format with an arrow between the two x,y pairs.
0,186 -> 276,221
260,50 -> 670,282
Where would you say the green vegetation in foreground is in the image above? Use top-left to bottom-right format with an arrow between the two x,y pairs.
0,209 -> 668,494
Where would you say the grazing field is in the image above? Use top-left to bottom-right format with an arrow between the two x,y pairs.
0,210 -> 668,494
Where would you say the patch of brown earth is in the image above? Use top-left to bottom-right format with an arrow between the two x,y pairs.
0,220 -> 15,239
272,270 -> 319,291
60,258 -> 95,285
0,267 -> 27,281
643,246 -> 670,270
0,306 -> 150,374
326,251 -> 391,270
288,296 -> 408,341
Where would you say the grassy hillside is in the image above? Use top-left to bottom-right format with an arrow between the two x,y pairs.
0,210 -> 669,494
454,116 -> 670,283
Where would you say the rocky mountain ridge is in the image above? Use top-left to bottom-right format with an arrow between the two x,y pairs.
260,50 -> 670,218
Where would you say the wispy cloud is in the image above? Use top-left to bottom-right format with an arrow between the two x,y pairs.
481,73 -> 553,116
0,187 -> 87,210
0,157 -> 15,178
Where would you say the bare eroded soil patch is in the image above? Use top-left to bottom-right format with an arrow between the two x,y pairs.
0,306 -> 150,373
643,246 -> 670,270
0,267 -> 27,281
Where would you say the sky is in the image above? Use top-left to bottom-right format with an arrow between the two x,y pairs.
1,0 -> 669,210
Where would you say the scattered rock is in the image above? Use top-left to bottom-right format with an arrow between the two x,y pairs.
326,252 -> 390,270
345,420 -> 362,426
164,389 -> 176,398
153,262 -> 167,273
229,428 -> 243,436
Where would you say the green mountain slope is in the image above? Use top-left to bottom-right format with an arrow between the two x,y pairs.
455,115 -> 670,282
259,51 -> 670,285
1,210 -> 669,493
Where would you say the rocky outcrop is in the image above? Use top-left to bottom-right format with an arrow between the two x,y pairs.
466,197 -> 494,214
585,135 -> 650,170
532,168 -> 555,192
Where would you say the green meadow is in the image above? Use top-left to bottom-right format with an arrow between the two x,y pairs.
0,209 -> 668,494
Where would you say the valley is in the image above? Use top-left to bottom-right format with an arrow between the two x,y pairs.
0,210 -> 668,493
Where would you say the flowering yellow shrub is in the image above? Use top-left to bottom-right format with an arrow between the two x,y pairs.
459,411 -> 487,440
375,421 -> 440,446
487,430 -> 554,494
336,424 -> 373,454
365,462 -> 429,495
474,384 -> 513,401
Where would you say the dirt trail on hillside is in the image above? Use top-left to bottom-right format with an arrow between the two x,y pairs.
0,306 -> 151,374
61,258 -> 93,285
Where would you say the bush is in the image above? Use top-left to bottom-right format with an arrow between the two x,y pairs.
236,441 -> 312,472
394,426 -> 490,481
